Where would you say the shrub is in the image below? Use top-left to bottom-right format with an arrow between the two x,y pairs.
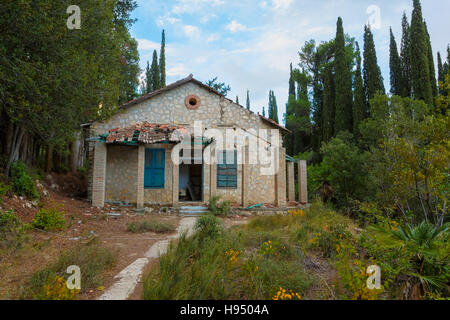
33,205 -> 66,231
0,181 -> 8,203
26,239 -> 117,299
195,214 -> 223,240
208,196 -> 231,216
0,210 -> 27,250
10,161 -> 39,199
127,220 -> 176,233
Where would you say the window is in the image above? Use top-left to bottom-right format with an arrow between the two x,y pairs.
217,150 -> 237,188
144,149 -> 165,188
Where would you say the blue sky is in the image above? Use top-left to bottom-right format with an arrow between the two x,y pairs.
130,0 -> 450,123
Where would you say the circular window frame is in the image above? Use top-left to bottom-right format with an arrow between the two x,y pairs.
185,95 -> 201,110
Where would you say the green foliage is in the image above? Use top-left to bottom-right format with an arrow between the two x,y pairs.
400,13 -> 412,98
10,161 -> 39,199
0,210 -> 28,250
208,195 -> 231,216
195,214 -> 224,240
33,206 -> 66,231
205,77 -> 231,96
390,28 -> 403,96
0,180 -> 8,203
127,219 -> 176,233
268,90 -> 279,124
159,30 -> 166,87
25,239 -> 117,299
363,25 -> 385,105
353,42 -> 366,138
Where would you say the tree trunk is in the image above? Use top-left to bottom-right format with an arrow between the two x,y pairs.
46,145 -> 53,173
5,125 -> 25,176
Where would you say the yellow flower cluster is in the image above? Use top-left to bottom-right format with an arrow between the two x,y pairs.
272,287 -> 301,300
288,209 -> 305,217
259,240 -> 275,255
43,276 -> 80,300
225,249 -> 240,264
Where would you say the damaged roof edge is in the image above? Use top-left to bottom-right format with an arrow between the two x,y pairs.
91,74 -> 291,134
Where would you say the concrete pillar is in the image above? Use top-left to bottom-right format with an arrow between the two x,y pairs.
92,141 -> 107,208
275,147 -> 287,208
287,161 -> 295,202
298,160 -> 308,204
203,146 -> 210,204
136,145 -> 145,209
210,144 -> 217,199
242,145 -> 249,207
172,155 -> 179,207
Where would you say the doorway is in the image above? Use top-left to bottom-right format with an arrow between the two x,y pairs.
179,163 -> 203,202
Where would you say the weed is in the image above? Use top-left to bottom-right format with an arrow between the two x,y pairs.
33,205 -> 66,231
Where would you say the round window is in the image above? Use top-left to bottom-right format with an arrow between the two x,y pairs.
185,95 -> 201,110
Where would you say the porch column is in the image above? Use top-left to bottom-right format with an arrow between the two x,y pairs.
242,145 -> 249,207
210,144 -> 217,198
287,161 -> 295,202
298,160 -> 308,204
275,147 -> 287,208
92,141 -> 107,208
136,145 -> 145,209
172,150 -> 179,207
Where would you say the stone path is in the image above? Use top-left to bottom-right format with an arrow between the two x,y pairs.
98,217 -> 197,300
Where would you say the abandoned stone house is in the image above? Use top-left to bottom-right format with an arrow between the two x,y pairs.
86,75 -> 307,209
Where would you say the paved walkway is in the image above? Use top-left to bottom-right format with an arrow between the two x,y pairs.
98,217 -> 197,300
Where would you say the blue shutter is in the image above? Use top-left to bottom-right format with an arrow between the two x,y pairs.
144,149 -> 165,188
217,151 -> 237,188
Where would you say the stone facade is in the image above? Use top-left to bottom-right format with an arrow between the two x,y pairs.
88,78 -> 300,208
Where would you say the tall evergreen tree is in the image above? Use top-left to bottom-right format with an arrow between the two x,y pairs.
268,91 -> 279,124
289,63 -> 296,98
390,28 -> 403,96
246,90 -> 250,110
322,65 -> 335,143
437,52 -> 444,84
235,96 -> 239,104
145,61 -> 151,93
150,49 -> 160,91
424,22 -> 437,98
262,107 -> 266,117
363,24 -> 385,108
353,42 -> 366,137
334,17 -> 353,134
400,13 -> 412,98
410,0 -> 433,105
159,29 -> 166,87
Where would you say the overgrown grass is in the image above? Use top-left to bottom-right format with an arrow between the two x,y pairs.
126,219 -> 176,233
142,214 -> 313,300
0,210 -> 29,252
22,239 -> 117,300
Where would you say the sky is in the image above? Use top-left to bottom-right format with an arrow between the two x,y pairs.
130,0 -> 450,123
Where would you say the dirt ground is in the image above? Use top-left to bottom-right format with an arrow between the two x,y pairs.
0,175 -> 181,300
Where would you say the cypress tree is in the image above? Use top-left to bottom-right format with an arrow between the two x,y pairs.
424,22 -> 437,98
268,91 -> 273,120
322,65 -> 335,143
353,42 -> 366,137
150,50 -> 160,91
437,52 -> 444,84
289,63 -> 296,98
390,28 -> 403,96
159,30 -> 166,87
262,107 -> 266,117
410,0 -> 433,105
145,61 -> 151,93
363,24 -> 385,108
400,13 -> 412,98
334,17 -> 353,134
246,90 -> 250,110
236,96 -> 239,104
272,91 -> 279,124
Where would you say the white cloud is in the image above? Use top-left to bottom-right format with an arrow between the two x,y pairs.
136,39 -> 160,51
172,0 -> 225,15
226,20 -> 248,33
156,14 -> 181,27
207,34 -> 220,42
183,25 -> 200,38
272,0 -> 293,10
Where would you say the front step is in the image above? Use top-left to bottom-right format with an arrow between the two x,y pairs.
179,206 -> 209,217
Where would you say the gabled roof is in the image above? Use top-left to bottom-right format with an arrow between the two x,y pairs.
116,74 -> 290,134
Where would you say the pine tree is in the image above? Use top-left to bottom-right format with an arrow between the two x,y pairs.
150,49 -> 160,91
159,29 -> 166,87
353,42 -> 366,137
334,17 -> 353,134
424,22 -> 437,98
400,13 -> 412,98
410,0 -> 433,105
145,61 -> 151,93
390,28 -> 403,96
363,24 -> 385,108
322,65 -> 335,143
246,90 -> 250,110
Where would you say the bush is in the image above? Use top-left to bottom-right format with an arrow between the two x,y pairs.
10,161 -> 39,199
26,239 -> 117,299
208,196 -> 231,216
0,210 -> 27,250
195,214 -> 223,240
33,205 -> 66,231
127,219 -> 176,233
0,181 -> 8,203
